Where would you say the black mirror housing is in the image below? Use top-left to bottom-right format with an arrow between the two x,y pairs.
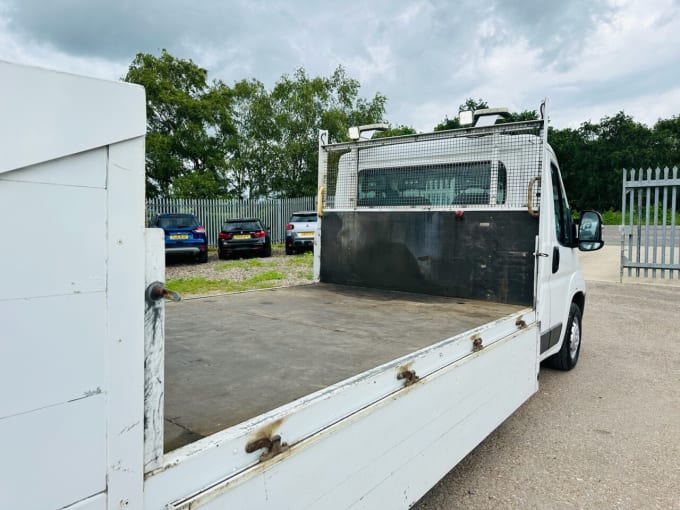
577,210 -> 604,251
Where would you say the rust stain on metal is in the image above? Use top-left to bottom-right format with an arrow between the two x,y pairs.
245,434 -> 289,462
245,418 -> 289,462
397,368 -> 420,387
515,317 -> 527,329
471,334 -> 483,352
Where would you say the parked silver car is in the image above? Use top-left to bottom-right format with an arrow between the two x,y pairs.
285,211 -> 317,255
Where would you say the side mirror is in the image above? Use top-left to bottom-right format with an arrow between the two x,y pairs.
577,210 -> 604,251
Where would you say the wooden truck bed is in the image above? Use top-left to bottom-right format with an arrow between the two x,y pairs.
164,283 -> 525,451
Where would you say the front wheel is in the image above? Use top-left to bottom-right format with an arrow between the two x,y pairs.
545,302 -> 582,371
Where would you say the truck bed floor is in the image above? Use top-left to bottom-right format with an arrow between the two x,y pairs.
163,283 -> 525,451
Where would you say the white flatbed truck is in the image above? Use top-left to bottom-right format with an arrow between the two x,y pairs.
0,62 -> 603,510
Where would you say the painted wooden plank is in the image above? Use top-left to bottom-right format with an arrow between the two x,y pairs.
106,138 -> 147,509
0,394 -> 106,510
0,62 -> 145,174
146,327 -> 537,510
144,227 -> 166,471
0,178 -> 106,301
0,292 -> 106,419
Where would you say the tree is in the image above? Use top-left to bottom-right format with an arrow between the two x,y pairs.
222,79 -> 278,198
124,50 -> 231,198
551,112 -> 660,211
269,66 -> 386,196
372,125 -> 417,138
434,98 -> 489,131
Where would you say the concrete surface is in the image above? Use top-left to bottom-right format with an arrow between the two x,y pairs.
414,246 -> 680,509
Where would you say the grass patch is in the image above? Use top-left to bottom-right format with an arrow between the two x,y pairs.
286,252 -> 314,267
168,271 -> 285,296
217,258 -> 266,271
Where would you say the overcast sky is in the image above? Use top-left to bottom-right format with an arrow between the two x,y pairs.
2,0 -> 679,132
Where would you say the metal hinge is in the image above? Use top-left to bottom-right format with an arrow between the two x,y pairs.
245,434 -> 289,462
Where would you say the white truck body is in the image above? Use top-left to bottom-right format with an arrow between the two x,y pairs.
1,63 -> 600,510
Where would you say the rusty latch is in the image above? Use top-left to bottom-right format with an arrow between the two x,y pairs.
397,369 -> 420,387
146,281 -> 181,303
472,335 -> 483,352
245,434 -> 289,462
516,317 -> 527,329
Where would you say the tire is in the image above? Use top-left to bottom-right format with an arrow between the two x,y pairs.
198,250 -> 208,263
218,250 -> 227,260
285,245 -> 294,255
545,302 -> 582,371
263,243 -> 272,257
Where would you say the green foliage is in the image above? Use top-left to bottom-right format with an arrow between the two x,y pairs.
373,125 -> 417,138
550,111 -> 678,212
434,98 -> 489,131
269,66 -> 386,196
124,50 -> 231,198
124,52 -> 385,199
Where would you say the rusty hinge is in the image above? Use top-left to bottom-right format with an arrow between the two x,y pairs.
397,369 -> 420,387
471,335 -> 483,352
245,434 -> 289,462
516,317 -> 527,329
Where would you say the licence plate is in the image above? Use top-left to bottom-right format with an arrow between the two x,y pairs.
298,232 -> 314,238
169,234 -> 189,240
234,234 -> 251,240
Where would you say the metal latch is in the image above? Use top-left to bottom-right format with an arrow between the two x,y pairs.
245,435 -> 289,462
397,369 -> 420,387
145,281 -> 181,303
472,335 -> 483,352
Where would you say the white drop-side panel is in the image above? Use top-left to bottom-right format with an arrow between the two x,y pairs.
0,61 -> 145,174
0,146 -> 107,188
0,394 -> 106,510
62,493 -> 106,510
106,137 -> 147,509
146,327 -> 538,510
0,180 -> 107,301
0,292 -> 106,418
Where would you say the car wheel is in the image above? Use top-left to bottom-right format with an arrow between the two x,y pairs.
545,302 -> 582,371
263,244 -> 272,257
198,250 -> 208,263
285,245 -> 294,255
218,250 -> 227,260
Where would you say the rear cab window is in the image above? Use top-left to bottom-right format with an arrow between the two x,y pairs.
357,161 -> 507,207
290,214 -> 317,223
157,215 -> 198,229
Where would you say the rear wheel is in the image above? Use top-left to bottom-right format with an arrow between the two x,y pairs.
285,245 -> 294,255
198,250 -> 208,263
263,243 -> 272,257
545,302 -> 582,371
218,250 -> 228,260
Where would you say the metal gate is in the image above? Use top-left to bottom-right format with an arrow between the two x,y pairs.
621,167 -> 680,280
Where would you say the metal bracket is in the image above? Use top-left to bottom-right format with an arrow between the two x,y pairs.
472,335 -> 483,352
397,369 -> 420,387
245,434 -> 289,462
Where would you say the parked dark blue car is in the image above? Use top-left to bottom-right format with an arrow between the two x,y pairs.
154,213 -> 208,263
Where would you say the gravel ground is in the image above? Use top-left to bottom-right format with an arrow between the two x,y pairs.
165,247 -> 314,295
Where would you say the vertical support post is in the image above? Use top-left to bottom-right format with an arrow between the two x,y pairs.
314,130 -> 328,282
144,228 -> 165,471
